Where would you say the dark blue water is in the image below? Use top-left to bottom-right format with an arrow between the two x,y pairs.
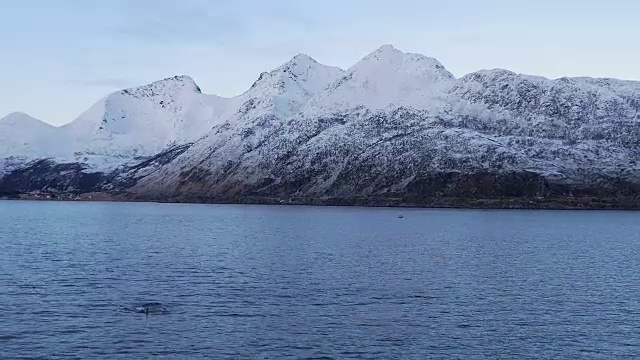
1,201 -> 639,359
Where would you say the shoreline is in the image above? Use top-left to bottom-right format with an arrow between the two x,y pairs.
2,192 -> 639,211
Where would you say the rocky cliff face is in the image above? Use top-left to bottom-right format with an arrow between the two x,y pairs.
1,45 -> 639,207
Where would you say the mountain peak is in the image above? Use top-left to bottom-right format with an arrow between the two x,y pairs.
2,111 -> 30,121
356,44 -> 405,64
275,53 -> 334,76
121,75 -> 202,98
353,45 -> 453,79
290,53 -> 317,64
374,44 -> 401,54
154,75 -> 201,93
0,112 -> 50,126
248,53 -> 344,96
316,45 -> 456,110
158,74 -> 196,85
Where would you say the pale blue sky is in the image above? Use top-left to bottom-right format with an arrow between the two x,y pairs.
2,0 -> 639,125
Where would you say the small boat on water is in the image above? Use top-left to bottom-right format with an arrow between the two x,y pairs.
397,215 -> 404,219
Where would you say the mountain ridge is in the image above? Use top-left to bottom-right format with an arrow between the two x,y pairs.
1,45 -> 639,208
5,45 -> 639,130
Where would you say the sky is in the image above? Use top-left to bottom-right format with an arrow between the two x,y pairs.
1,0 -> 639,126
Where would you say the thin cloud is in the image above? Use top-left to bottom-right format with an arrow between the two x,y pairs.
64,77 -> 133,89
110,0 -> 313,45
113,0 -> 246,44
430,31 -> 484,43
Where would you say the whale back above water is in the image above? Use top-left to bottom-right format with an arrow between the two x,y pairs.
124,302 -> 168,315
141,302 -> 162,308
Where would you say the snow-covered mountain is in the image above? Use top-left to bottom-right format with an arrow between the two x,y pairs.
310,44 -> 454,112
1,45 -> 639,206
0,75 -> 232,173
0,112 -> 75,177
0,112 -> 70,157
62,75 -> 229,163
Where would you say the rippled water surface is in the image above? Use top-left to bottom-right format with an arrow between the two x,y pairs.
1,201 -> 639,359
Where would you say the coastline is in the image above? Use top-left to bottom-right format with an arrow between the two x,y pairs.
2,192 -> 639,210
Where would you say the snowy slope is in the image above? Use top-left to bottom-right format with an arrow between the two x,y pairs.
128,46 -> 640,199
233,53 -> 344,120
1,76 -> 234,173
62,75 -> 228,160
0,112 -> 74,176
0,112 -> 72,158
309,44 -> 454,112
150,53 -> 347,183
0,56 -> 344,174
2,44 -> 639,200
